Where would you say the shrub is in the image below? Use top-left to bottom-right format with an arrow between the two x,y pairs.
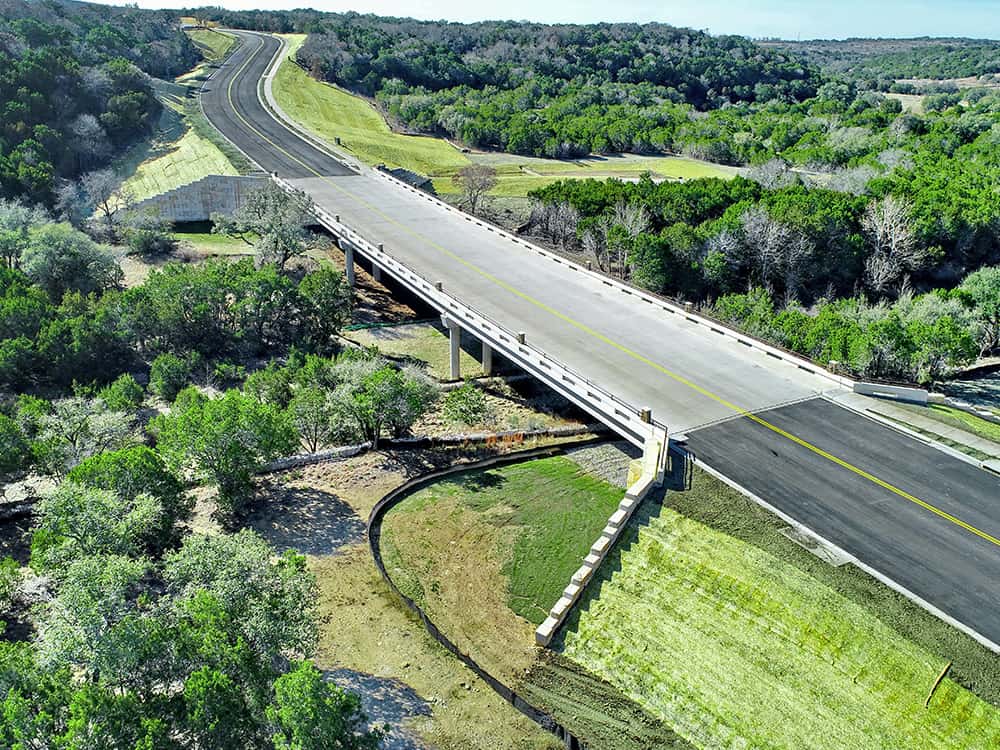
443,381 -> 492,427
99,373 -> 144,411
149,352 -> 195,401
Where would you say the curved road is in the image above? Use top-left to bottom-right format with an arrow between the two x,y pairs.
202,31 -> 1000,649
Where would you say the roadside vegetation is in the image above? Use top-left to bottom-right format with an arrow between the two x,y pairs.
563,499 -> 1000,749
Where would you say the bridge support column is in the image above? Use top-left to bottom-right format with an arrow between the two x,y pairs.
442,316 -> 461,380
481,341 -> 494,376
372,265 -> 382,283
338,239 -> 356,287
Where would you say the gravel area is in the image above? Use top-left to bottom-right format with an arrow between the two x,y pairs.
563,441 -> 639,489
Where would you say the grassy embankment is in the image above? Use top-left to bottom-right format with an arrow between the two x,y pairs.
270,35 -> 735,201
559,465 -> 1000,750
380,451 -> 688,749
382,456 -> 623,628
116,29 -> 245,204
903,402 -> 1000,444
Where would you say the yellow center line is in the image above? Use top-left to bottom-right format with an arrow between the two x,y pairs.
222,32 -> 1000,549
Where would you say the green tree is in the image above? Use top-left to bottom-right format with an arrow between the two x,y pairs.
297,267 -> 353,356
332,361 -> 437,448
212,183 -> 316,271
163,530 -> 318,663
152,388 -> 297,515
289,386 -> 337,453
268,661 -> 384,750
21,223 -> 122,300
0,413 -> 30,474
149,352 -> 196,401
31,483 -> 165,571
68,446 -> 190,552
958,266 -> 1000,356
98,373 -> 144,411
31,397 -> 135,475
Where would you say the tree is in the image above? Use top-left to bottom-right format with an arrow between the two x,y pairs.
76,170 -> 135,241
861,196 -> 926,296
30,483 -> 166,571
0,414 -> 30,475
21,223 -> 122,300
212,183 -> 315,271
121,208 -> 176,256
331,361 -> 437,448
737,206 -> 813,299
98,373 -> 144,412
164,530 -> 318,663
68,445 -> 190,552
268,661 -> 384,750
31,397 -> 136,475
289,386 -> 337,453
0,198 -> 48,269
149,352 -> 196,401
152,388 -> 297,515
453,164 -> 497,214
297,267 -> 353,355
958,266 -> 1000,356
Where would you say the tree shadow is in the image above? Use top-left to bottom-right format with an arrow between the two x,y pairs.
324,667 -> 431,750
245,484 -> 365,556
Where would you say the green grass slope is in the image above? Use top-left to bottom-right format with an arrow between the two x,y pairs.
389,456 -> 623,623
563,506 -> 1000,750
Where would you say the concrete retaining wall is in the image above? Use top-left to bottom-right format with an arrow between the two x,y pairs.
535,431 -> 666,647
853,381 -> 929,405
131,174 -> 266,223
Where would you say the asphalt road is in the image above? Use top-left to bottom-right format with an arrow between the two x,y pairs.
203,31 -> 1000,647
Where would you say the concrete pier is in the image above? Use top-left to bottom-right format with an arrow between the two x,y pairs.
482,341 -> 494,376
442,316 -> 461,380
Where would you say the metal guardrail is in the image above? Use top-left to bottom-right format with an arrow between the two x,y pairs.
273,176 -> 662,447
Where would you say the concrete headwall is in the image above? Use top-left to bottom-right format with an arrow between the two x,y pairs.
131,174 -> 266,223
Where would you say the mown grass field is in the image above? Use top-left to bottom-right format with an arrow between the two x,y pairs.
562,477 -> 1000,749
271,35 -> 735,198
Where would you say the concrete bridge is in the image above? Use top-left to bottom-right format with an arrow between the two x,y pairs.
201,29 -> 1000,652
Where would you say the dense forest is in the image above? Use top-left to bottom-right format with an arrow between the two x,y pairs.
765,37 -> 1000,80
0,0 -> 199,204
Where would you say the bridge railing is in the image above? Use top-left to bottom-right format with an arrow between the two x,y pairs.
272,175 -> 664,447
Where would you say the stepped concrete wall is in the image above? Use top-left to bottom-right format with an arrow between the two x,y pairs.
132,174 -> 266,222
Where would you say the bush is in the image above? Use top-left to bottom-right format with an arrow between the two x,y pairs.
99,373 -> 144,411
0,413 -> 30,474
149,353 -> 196,401
443,381 -> 492,427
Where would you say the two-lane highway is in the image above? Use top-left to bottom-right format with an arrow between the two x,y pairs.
202,30 -> 1000,648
